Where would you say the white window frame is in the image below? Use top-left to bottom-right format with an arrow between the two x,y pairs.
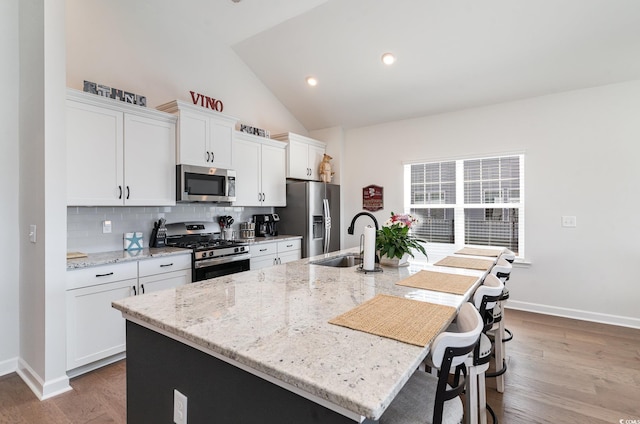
404,153 -> 525,258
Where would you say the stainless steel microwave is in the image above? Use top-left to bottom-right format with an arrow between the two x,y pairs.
176,165 -> 236,203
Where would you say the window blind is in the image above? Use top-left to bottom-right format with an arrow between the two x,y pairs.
406,154 -> 523,255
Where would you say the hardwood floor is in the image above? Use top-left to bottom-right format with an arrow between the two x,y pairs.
0,309 -> 638,423
0,360 -> 126,424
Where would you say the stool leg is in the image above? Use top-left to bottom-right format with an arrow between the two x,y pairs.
495,315 -> 506,393
478,370 -> 487,424
466,365 -> 479,424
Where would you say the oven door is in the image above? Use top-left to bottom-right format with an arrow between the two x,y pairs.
193,254 -> 250,282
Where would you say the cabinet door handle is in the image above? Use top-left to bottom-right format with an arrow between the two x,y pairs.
132,285 -> 137,295
160,263 -> 174,268
95,272 -> 114,277
118,186 -> 122,199
262,192 -> 265,202
141,284 -> 145,294
211,152 -> 215,162
126,186 -> 130,199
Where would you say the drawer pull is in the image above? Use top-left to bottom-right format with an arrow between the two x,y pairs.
160,263 -> 174,268
95,272 -> 114,277
260,248 -> 267,252
286,244 -> 293,247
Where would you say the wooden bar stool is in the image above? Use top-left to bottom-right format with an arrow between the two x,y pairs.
380,303 -> 483,424
486,258 -> 512,393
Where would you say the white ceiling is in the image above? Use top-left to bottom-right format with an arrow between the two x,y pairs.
167,0 -> 640,131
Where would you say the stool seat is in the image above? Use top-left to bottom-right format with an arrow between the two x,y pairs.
379,372 -> 464,424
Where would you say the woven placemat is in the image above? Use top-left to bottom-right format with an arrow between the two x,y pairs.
455,247 -> 501,257
396,270 -> 478,295
434,256 -> 494,271
328,294 -> 456,347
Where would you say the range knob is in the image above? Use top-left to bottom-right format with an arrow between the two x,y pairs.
234,247 -> 239,253
209,251 -> 214,257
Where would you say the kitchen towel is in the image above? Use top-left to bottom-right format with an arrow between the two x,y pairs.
362,225 -> 376,271
329,294 -> 456,347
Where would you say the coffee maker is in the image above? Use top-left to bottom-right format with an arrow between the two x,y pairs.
253,213 -> 279,237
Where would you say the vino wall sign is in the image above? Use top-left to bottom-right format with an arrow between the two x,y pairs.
189,91 -> 224,112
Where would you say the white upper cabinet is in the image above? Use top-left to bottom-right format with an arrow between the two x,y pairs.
66,89 -> 177,206
272,133 -> 326,181
232,132 -> 286,207
156,100 -> 237,169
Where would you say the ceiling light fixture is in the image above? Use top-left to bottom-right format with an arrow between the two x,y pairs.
381,52 -> 396,66
306,76 -> 318,87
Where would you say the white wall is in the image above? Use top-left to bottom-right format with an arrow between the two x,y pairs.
0,0 -> 20,376
343,80 -> 640,327
18,0 -> 70,398
65,0 -> 307,136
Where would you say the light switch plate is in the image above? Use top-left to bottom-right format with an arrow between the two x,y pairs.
29,225 -> 37,243
561,216 -> 577,227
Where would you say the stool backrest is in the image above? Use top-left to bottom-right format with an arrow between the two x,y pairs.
491,257 -> 512,281
430,302 -> 482,369
474,273 -> 505,312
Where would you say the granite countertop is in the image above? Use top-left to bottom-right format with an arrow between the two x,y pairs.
67,247 -> 191,270
112,246 -> 490,420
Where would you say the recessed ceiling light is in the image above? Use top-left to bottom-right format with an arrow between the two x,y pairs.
306,76 -> 318,87
381,53 -> 396,66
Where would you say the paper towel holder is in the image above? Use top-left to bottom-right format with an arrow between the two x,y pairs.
357,233 -> 382,273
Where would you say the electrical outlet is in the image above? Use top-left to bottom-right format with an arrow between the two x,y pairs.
561,216 -> 577,228
173,389 -> 188,424
102,220 -> 112,234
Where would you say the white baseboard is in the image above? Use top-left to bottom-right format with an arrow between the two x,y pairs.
507,300 -> 640,329
0,356 -> 18,377
16,358 -> 72,400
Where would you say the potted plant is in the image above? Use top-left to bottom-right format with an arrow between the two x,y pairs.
375,212 -> 427,266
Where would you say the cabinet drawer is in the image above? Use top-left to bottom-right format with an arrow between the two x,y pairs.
67,261 -> 138,290
138,254 -> 191,277
278,239 -> 301,253
250,242 -> 277,257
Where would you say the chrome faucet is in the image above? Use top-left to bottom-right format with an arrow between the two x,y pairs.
347,212 -> 379,235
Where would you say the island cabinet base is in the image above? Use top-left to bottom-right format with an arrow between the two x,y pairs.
126,321 -> 376,424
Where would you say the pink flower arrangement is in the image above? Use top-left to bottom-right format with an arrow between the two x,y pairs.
383,212 -> 419,229
376,212 -> 426,260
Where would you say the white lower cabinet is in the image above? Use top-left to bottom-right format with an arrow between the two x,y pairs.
249,239 -> 301,270
66,254 -> 191,374
138,255 -> 192,294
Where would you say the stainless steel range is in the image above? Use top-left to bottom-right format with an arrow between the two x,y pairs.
165,221 -> 250,282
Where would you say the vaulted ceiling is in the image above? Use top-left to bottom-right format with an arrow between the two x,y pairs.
153,0 -> 640,131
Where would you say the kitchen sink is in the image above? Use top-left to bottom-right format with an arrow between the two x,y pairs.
312,254 -> 362,268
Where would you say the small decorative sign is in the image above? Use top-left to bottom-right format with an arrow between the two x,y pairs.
239,124 -> 270,138
83,80 -> 146,106
189,91 -> 224,112
123,232 -> 144,251
363,185 -> 384,211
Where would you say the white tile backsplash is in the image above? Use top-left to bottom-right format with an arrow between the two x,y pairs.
67,205 -> 272,253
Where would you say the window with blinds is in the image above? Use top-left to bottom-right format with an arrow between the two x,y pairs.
406,154 -> 523,255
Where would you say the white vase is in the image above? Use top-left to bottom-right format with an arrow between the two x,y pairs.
379,252 -> 410,267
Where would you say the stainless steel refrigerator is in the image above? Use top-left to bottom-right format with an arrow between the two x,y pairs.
275,182 -> 340,258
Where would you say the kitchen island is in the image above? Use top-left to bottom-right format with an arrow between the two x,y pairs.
112,246 -> 500,423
